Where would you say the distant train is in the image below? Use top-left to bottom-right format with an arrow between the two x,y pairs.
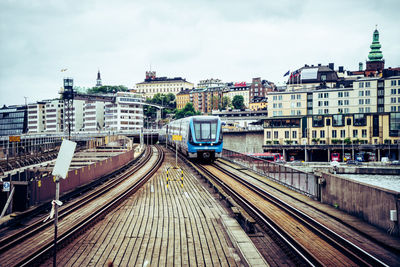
160,116 -> 223,161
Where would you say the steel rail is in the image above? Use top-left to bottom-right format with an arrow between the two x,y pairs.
211,162 -> 389,267
16,145 -> 163,267
0,146 -> 149,255
0,145 -> 163,266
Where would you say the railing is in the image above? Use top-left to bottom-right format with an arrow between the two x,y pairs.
222,149 -> 318,197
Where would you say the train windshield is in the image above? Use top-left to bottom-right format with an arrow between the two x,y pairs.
193,120 -> 218,141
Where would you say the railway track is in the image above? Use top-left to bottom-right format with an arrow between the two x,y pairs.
190,161 -> 390,266
0,145 -> 85,174
0,145 -> 164,266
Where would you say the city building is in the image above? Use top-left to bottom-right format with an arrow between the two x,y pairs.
226,82 -> 250,108
136,71 -> 194,98
104,92 -> 144,132
0,105 -> 27,136
176,89 -> 191,110
83,101 -> 105,132
249,98 -> 268,111
27,102 -> 46,133
44,99 -> 64,133
262,28 -> 400,161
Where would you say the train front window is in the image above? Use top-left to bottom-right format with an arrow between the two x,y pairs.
193,120 -> 218,141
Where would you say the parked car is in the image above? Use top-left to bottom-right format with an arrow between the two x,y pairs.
347,160 -> 362,166
390,160 -> 400,166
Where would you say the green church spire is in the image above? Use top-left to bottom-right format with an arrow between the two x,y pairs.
368,27 -> 383,62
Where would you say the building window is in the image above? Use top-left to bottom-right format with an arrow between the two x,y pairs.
320,130 -> 325,138
344,92 -> 349,97
391,80 -> 396,86
291,95 -> 296,100
296,102 -> 301,107
297,94 -> 301,99
359,99 -> 364,105
366,107 -> 371,112
321,74 -> 327,81
391,97 -> 396,104
338,92 -> 343,97
274,131 -> 278,138
312,130 -> 317,138
340,129 -> 346,138
324,101 -> 329,106
390,112 -> 400,137
391,106 -> 397,112
333,114 -> 344,126
324,109 -> 329,114
324,93 -> 329,98
344,100 -> 349,105
391,89 -> 396,94
365,81 -> 371,88
362,129 -> 367,138
267,131 -> 271,139
312,116 -> 324,127
354,114 -> 367,125
353,129 -> 358,138
365,90 -> 370,96
359,91 -> 364,97
285,131 -> 289,138
359,82 -> 364,88
365,99 -> 371,104
332,130 -> 337,138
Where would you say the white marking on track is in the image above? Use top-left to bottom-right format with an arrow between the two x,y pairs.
184,192 -> 190,198
150,185 -> 154,193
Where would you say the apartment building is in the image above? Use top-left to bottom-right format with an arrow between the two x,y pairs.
83,101 -> 105,132
226,83 -> 250,108
136,71 -> 193,98
104,92 -> 144,132
176,89 -> 191,110
27,102 -> 46,133
44,100 -> 64,133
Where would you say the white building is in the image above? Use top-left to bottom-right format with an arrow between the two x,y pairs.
104,92 -> 144,132
136,71 -> 194,98
27,102 -> 46,133
45,99 -> 64,133
71,100 -> 85,132
226,83 -> 250,108
84,101 -> 105,132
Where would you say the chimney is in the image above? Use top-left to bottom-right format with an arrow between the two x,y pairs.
318,63 -> 321,66
328,63 -> 334,70
339,66 -> 344,73
359,62 -> 363,71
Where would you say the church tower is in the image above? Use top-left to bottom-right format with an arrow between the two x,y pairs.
96,70 -> 102,87
366,27 -> 385,72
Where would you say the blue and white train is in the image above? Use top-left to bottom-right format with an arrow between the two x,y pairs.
161,116 -> 223,160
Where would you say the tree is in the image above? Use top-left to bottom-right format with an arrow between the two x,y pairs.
174,102 -> 200,119
232,95 -> 245,110
86,85 -> 128,94
222,96 -> 231,110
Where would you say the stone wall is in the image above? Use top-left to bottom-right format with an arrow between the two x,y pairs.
321,172 -> 400,235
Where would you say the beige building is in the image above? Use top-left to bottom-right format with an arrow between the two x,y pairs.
136,71 -> 193,98
226,84 -> 250,108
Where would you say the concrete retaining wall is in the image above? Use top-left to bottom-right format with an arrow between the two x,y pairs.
223,131 -> 264,154
30,149 -> 134,204
321,172 -> 400,235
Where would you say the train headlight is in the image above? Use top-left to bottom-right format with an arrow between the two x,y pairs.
199,143 -> 202,146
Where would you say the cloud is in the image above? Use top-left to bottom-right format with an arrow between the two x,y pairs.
1,0 -> 399,105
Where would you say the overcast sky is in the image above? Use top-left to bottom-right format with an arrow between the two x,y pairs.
1,0 -> 399,106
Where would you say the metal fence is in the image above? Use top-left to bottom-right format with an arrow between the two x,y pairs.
222,149 -> 318,197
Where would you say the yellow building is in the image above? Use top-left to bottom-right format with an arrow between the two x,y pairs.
176,89 -> 191,110
263,113 -> 400,146
249,99 -> 268,111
